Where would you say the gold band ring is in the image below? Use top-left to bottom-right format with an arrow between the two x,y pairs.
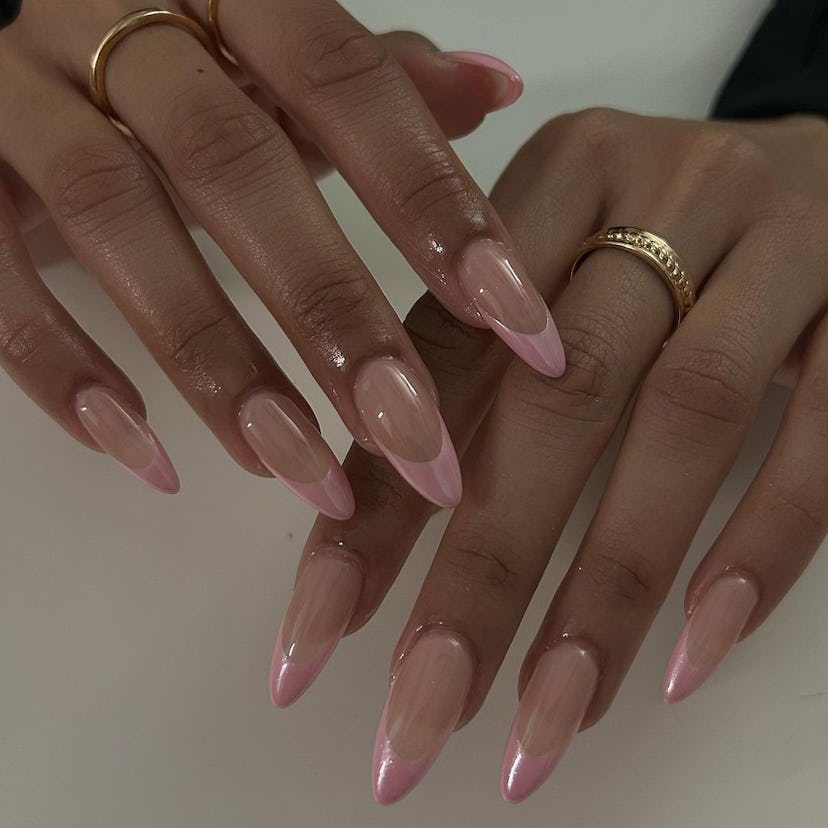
89,8 -> 217,134
570,227 -> 696,331
207,0 -> 239,66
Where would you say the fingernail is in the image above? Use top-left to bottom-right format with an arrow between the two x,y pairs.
353,358 -> 461,508
270,546 -> 362,707
240,391 -> 354,520
664,573 -> 759,704
458,238 -> 566,377
501,643 -> 598,804
442,51 -> 524,110
373,629 -> 474,805
74,386 -> 180,494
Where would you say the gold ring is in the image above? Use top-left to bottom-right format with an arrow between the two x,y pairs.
207,0 -> 239,66
570,227 -> 696,332
89,8 -> 217,134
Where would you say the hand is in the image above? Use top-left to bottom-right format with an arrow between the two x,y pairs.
274,108 -> 828,802
0,2 -> 564,512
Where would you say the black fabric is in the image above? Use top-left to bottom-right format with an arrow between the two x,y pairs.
713,0 -> 828,119
0,0 -> 22,29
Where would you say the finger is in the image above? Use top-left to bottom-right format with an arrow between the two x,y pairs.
0,181 -> 179,492
514,219 -> 828,801
182,0 -> 565,376
48,13 -> 461,508
276,30 -> 520,177
664,312 -> 828,702
2,71 -> 355,516
267,116 -> 612,709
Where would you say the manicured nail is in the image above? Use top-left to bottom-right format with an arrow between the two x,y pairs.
353,358 -> 461,508
240,391 -> 354,520
74,386 -> 180,494
458,238 -> 565,377
270,546 -> 362,708
373,629 -> 474,805
442,51 -> 524,110
664,573 -> 759,704
501,643 -> 598,804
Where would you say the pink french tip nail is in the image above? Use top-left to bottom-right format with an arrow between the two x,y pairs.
270,546 -> 362,707
663,573 -> 759,704
240,390 -> 355,520
372,629 -> 474,805
458,238 -> 566,378
353,358 -> 462,508
500,643 -> 598,804
74,386 -> 180,494
442,51 -> 524,110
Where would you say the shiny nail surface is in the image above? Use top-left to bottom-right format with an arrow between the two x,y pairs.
240,391 -> 354,520
458,238 -> 565,377
74,386 -> 179,494
501,643 -> 598,803
442,51 -> 524,110
353,358 -> 461,508
270,546 -> 362,708
664,574 -> 759,704
373,629 -> 474,805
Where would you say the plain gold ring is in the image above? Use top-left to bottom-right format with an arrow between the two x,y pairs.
207,0 -> 239,66
570,226 -> 696,332
89,8 -> 217,134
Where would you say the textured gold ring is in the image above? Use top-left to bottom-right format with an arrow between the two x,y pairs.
570,227 -> 696,332
207,0 -> 239,66
89,9 -> 217,134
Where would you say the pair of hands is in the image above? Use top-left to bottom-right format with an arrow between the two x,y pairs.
3,0 -> 827,807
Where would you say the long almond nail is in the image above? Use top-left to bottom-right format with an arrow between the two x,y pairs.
664,573 -> 759,704
442,51 -> 524,110
270,546 -> 362,707
353,358 -> 461,508
373,629 -> 474,805
74,386 -> 180,494
501,643 -> 598,803
458,238 -> 565,377
240,391 -> 354,520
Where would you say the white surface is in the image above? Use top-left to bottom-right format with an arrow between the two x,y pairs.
2,1 -> 827,826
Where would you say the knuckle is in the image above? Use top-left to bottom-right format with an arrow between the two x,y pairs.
442,532 -> 522,594
642,342 -> 755,437
286,262 -> 372,333
166,94 -> 286,188
346,460 -> 425,517
404,293 -> 494,373
163,307 -> 238,375
678,127 -> 773,198
45,144 -> 155,230
391,162 -> 469,225
582,546 -> 665,607
0,310 -> 52,367
552,107 -> 634,159
687,127 -> 769,174
769,489 -> 827,537
504,315 -> 620,432
289,18 -> 392,97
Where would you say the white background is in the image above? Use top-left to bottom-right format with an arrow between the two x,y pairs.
2,1 -> 827,826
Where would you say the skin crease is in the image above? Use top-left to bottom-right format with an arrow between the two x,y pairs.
288,110 -> 828,802
0,1 -> 534,500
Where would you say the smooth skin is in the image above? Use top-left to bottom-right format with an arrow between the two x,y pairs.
276,108 -> 828,802
0,1 -> 561,509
